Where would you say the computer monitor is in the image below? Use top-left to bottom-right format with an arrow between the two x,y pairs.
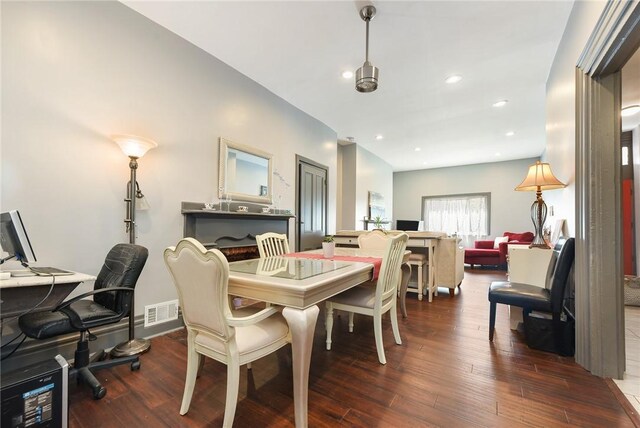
0,210 -> 37,264
396,220 -> 423,231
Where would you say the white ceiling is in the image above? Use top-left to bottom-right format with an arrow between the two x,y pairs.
124,1 -> 575,171
622,47 -> 640,132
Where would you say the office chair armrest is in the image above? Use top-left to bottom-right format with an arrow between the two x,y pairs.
227,306 -> 281,327
55,287 -> 133,311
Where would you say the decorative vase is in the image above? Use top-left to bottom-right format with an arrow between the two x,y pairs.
322,242 -> 335,259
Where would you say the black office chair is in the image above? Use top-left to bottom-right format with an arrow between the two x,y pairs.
19,243 -> 148,399
488,238 -> 575,344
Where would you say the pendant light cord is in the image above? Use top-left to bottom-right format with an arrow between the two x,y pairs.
365,19 -> 370,62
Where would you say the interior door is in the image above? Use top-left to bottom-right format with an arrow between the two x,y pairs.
622,131 -> 635,275
297,158 -> 327,251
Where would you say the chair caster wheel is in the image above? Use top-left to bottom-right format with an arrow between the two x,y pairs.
93,386 -> 106,400
131,361 -> 141,371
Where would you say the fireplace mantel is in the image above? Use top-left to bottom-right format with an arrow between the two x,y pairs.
181,201 -> 294,250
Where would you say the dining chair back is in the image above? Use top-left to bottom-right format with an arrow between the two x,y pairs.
256,232 -> 290,258
164,238 -> 290,426
358,229 -> 418,312
325,232 -> 409,364
357,229 -> 390,250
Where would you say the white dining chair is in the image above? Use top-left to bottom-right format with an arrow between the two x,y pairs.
358,230 -> 412,318
357,229 -> 389,249
256,232 -> 290,258
359,230 -> 431,303
325,232 -> 409,364
163,238 -> 291,427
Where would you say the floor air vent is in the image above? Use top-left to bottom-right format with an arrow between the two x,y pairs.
144,300 -> 179,327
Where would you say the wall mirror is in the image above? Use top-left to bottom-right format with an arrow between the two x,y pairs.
218,137 -> 273,204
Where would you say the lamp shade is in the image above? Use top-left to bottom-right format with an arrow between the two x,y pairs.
515,161 -> 566,192
112,134 -> 158,158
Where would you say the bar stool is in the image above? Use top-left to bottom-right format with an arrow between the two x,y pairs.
407,253 -> 427,301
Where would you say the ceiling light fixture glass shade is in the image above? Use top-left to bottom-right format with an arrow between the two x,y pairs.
445,75 -> 462,84
622,105 -> 640,117
112,134 -> 158,158
356,5 -> 378,93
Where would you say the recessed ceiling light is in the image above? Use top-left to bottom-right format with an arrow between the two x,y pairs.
492,100 -> 508,108
495,152 -> 501,156
342,70 -> 354,79
414,147 -> 421,152
505,131 -> 515,137
445,75 -> 462,84
622,105 -> 640,117
423,161 -> 427,165
375,134 -> 384,140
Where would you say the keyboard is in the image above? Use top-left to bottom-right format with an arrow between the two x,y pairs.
29,266 -> 74,276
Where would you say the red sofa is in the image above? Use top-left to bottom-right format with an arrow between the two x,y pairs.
464,232 -> 534,268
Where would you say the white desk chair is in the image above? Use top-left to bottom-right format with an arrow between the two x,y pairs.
326,233 -> 409,364
256,232 -> 290,258
164,238 -> 290,427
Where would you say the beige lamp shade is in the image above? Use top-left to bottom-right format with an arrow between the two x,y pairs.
515,161 -> 566,192
112,134 -> 158,158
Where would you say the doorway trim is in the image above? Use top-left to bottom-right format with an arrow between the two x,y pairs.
295,155 -> 329,252
575,1 -> 640,378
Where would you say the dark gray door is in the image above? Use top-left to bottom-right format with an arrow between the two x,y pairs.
297,159 -> 327,251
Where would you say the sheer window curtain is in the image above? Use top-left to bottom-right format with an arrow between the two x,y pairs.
423,195 -> 489,247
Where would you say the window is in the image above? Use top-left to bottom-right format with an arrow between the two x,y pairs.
421,193 -> 490,237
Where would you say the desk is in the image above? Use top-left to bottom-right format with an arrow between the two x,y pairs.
228,257 -> 372,428
0,273 -> 96,319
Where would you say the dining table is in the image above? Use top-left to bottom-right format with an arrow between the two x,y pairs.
226,247 -> 411,428
289,247 -> 413,316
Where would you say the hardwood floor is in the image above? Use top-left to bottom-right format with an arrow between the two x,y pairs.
614,305 -> 640,415
68,269 -> 636,427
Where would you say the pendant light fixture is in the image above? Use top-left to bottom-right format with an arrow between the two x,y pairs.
355,5 -> 379,93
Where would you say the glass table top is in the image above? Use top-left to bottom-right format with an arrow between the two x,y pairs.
229,257 -> 352,280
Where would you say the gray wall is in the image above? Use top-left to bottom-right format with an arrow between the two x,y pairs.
338,144 -> 394,231
355,145 -> 394,229
2,2 -> 337,319
338,144 -> 357,230
544,0 -> 607,237
393,158 -> 537,245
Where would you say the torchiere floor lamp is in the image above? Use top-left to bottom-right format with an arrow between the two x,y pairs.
111,134 -> 157,357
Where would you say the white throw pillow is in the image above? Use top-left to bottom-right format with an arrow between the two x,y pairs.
493,236 -> 509,249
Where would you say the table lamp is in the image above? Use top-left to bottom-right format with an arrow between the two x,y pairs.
515,161 -> 566,249
111,134 -> 157,357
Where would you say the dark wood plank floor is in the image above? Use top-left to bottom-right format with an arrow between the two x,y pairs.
68,269 -> 636,427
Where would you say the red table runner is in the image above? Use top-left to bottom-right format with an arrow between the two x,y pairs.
285,253 -> 382,280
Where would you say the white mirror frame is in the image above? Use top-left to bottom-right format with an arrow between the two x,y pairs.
218,137 -> 273,204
